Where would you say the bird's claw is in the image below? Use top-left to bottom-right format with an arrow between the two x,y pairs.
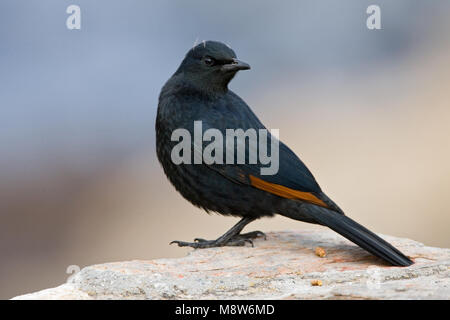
237,230 -> 267,240
170,230 -> 265,249
170,240 -> 193,247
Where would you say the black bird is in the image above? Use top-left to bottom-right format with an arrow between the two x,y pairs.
156,41 -> 413,266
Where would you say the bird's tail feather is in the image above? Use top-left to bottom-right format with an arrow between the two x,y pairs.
304,206 -> 413,266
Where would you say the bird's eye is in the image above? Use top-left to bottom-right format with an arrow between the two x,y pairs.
204,57 -> 215,66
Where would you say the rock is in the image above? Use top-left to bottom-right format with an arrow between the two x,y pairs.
12,230 -> 450,300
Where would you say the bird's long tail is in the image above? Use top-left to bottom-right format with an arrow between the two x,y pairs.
302,205 -> 413,266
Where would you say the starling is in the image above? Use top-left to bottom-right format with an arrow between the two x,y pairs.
156,41 -> 413,266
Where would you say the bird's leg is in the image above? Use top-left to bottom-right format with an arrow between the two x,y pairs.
170,217 -> 266,248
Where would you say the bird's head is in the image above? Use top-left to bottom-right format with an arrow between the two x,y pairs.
175,40 -> 250,92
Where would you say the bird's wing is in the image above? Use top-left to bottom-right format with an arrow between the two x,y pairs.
203,143 -> 332,209
192,97 -> 334,209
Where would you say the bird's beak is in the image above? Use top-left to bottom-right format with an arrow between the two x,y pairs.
221,58 -> 251,72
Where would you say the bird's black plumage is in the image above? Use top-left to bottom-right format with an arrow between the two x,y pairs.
156,41 -> 413,266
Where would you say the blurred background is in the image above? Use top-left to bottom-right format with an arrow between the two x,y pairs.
1,0 -> 449,299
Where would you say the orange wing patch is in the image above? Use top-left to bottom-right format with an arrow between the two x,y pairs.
249,175 -> 328,208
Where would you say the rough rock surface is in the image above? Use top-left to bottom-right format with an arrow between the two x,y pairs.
13,230 -> 450,299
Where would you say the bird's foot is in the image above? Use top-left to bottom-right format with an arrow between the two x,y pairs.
170,238 -> 252,248
170,231 -> 266,249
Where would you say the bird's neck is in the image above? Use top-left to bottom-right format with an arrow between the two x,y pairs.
167,73 -> 230,98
